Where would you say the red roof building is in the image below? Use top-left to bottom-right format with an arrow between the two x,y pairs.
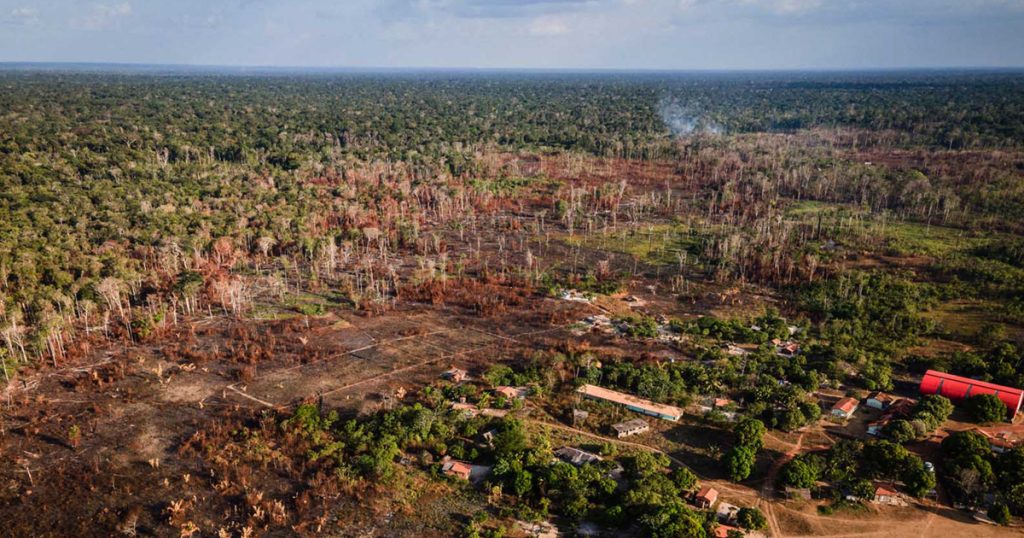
919,370 -> 1023,418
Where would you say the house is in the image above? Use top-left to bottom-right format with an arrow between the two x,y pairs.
577,384 -> 683,421
772,339 -> 800,357
713,525 -> 742,538
868,398 -> 916,436
872,484 -> 906,506
695,485 -> 719,509
919,370 -> 1023,418
495,386 -> 527,399
554,447 -> 603,466
715,502 -> 740,524
969,427 -> 1024,453
441,367 -> 467,383
831,397 -> 859,420
714,398 -> 734,409
865,392 -> 897,410
611,418 -> 650,438
481,429 -> 497,447
725,344 -> 750,357
441,460 -> 473,481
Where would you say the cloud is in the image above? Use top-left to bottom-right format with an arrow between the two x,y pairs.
73,2 -> 133,30
528,14 -> 570,34
376,0 -> 606,21
6,6 -> 40,25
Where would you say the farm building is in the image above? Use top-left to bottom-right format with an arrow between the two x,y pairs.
919,370 -> 1024,418
831,397 -> 859,420
577,384 -> 683,421
612,418 -> 650,438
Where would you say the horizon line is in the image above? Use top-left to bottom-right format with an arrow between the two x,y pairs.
2,61 -> 1024,75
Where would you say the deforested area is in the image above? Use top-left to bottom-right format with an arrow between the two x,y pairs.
2,69 -> 1024,537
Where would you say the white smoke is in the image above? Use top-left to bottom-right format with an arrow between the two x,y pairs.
658,98 -> 723,136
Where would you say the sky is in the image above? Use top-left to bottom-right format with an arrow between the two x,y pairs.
1,0 -> 1023,70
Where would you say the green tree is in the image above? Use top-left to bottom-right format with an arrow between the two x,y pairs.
737,507 -> 768,530
734,418 -> 767,451
966,394 -> 1007,423
780,455 -> 822,488
724,445 -> 756,482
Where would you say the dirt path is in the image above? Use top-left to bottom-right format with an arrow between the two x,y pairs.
759,432 -> 806,538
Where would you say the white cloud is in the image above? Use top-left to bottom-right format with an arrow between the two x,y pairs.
73,2 -> 133,30
9,7 -> 40,25
528,15 -> 570,35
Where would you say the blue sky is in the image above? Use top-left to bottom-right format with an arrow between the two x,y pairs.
2,0 -> 1023,69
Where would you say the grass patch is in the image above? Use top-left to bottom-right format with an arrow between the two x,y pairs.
565,223 -> 706,266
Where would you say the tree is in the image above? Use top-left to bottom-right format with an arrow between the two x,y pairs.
883,420 -> 917,443
492,418 -> 528,459
737,507 -> 768,530
724,445 -> 756,482
780,455 -> 822,488
988,503 -> 1011,525
861,441 -> 909,479
671,467 -> 698,492
734,418 -> 766,451
639,501 -> 708,538
966,394 -> 1007,423
900,458 -> 936,498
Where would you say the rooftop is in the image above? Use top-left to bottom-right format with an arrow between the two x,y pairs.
578,384 -> 683,418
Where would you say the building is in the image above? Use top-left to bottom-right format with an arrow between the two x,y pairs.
867,398 -> 915,436
865,392 -> 897,410
872,484 -> 905,506
441,367 -> 467,383
577,384 -> 683,421
969,427 -> 1024,453
831,397 -> 859,420
611,418 -> 650,438
715,502 -> 740,524
495,386 -> 527,399
441,460 -> 473,481
554,447 -> 603,466
713,525 -> 742,538
695,485 -> 719,509
919,370 -> 1024,418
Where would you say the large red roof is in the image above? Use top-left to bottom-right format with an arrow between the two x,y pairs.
919,370 -> 1023,417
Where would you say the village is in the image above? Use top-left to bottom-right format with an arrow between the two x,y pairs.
415,295 -> 1024,538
